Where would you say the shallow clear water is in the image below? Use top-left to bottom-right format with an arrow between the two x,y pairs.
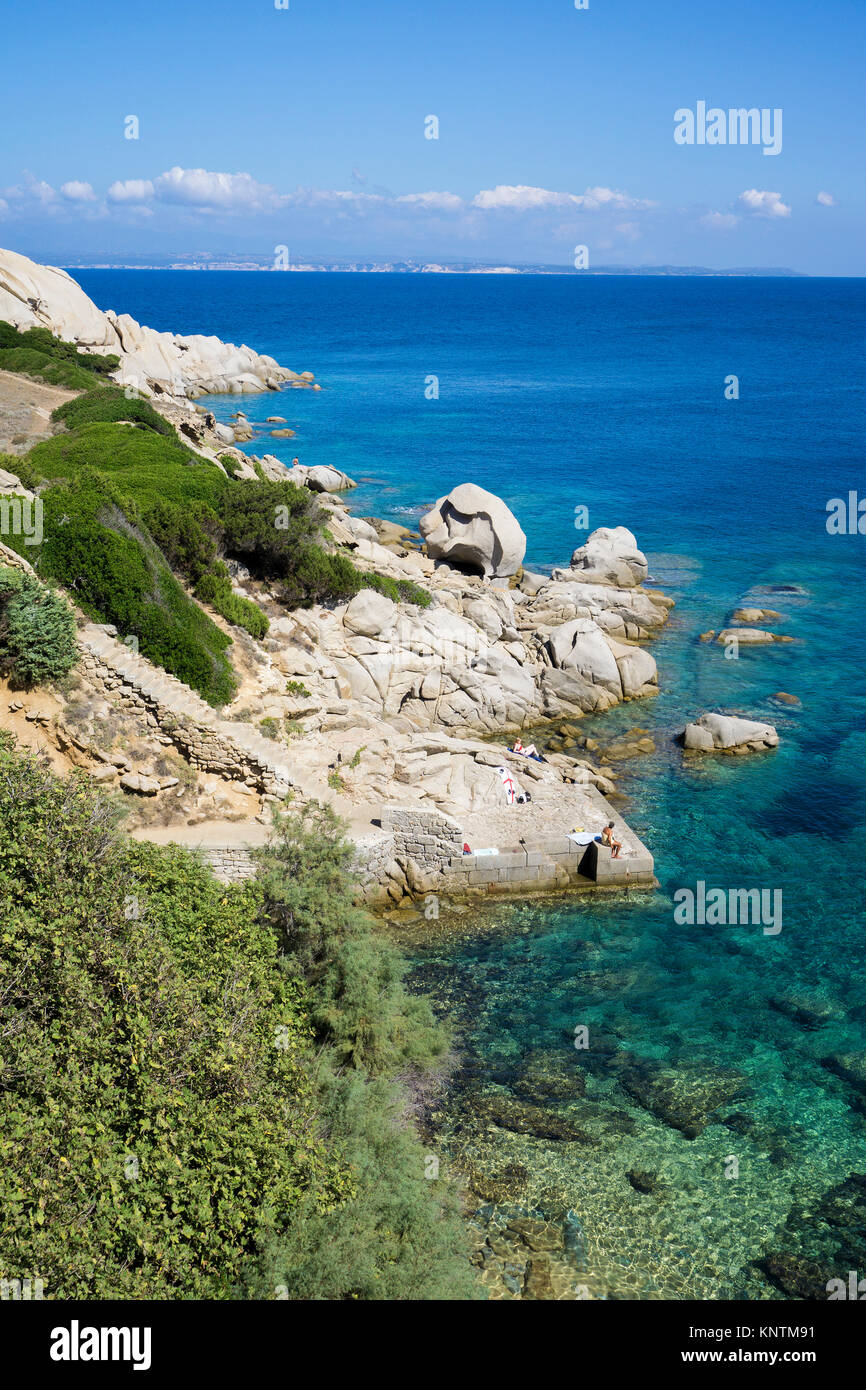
77,271 -> 866,1297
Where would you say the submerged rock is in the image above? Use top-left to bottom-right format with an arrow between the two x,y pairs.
755,1252 -> 835,1300
769,991 -> 840,1030
821,1051 -> 866,1094
619,1061 -> 749,1138
626,1168 -> 664,1196
464,1161 -> 529,1205
523,1254 -> 556,1299
716,627 -> 793,645
510,1051 -> 587,1105
470,1090 -> 596,1143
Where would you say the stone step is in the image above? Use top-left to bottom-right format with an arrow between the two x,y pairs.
78,624 -> 303,789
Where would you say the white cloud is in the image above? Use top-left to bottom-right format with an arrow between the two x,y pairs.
701,211 -> 739,229
153,166 -> 279,211
60,180 -> 96,202
736,188 -> 791,220
2,172 -> 56,206
395,191 -> 464,212
284,187 -> 385,208
107,178 -> 155,204
816,190 -> 837,207
0,199 -> 8,220
471,183 -> 651,212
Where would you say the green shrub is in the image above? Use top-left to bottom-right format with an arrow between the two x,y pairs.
0,347 -> 102,391
194,568 -> 269,639
26,423 -> 226,513
365,573 -> 432,608
51,386 -> 173,436
218,478 -> 324,573
219,453 -> 244,479
0,453 -> 40,491
245,802 -> 478,1300
0,321 -> 119,376
0,743 -> 477,1301
33,472 -> 237,706
259,716 -> 280,741
0,739 -> 350,1299
0,568 -> 77,686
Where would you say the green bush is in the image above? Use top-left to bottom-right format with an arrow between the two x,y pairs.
195,569 -> 269,639
245,802 -> 478,1300
0,321 -> 119,376
26,422 -> 226,513
218,477 -> 324,573
0,568 -> 77,686
51,386 -> 173,436
365,573 -> 432,608
32,472 -> 237,706
0,742 -> 477,1301
0,738 -> 350,1299
0,347 -> 102,391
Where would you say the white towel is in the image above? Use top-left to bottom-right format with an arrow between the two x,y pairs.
496,765 -> 519,805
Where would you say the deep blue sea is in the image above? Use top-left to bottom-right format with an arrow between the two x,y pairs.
78,271 -> 866,1298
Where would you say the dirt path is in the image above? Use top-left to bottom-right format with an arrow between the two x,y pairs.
0,367 -> 76,454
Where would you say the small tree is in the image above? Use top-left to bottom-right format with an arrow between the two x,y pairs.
0,568 -> 77,686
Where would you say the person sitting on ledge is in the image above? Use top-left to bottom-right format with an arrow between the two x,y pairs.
601,821 -> 622,858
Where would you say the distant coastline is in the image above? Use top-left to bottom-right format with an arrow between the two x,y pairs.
53,257 -> 810,277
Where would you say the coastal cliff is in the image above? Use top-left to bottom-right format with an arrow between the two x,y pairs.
0,245 -> 318,401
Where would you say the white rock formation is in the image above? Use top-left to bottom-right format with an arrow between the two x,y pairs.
285,463 -> 357,493
270,504 -> 669,735
419,482 -> 527,579
569,526 -> 648,588
0,246 -> 312,400
682,713 -> 779,752
716,628 -> 792,646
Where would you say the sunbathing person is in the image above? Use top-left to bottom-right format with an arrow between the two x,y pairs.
513,738 -> 539,758
601,821 -> 622,858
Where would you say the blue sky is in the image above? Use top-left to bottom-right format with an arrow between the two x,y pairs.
2,0 -> 863,271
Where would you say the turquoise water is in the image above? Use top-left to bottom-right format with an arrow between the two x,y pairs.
77,272 -> 866,1297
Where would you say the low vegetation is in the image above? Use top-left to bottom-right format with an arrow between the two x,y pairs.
51,384 -> 173,436
0,741 -> 475,1300
0,568 -> 77,687
0,321 -> 119,391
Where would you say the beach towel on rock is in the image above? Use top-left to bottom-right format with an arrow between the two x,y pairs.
496,765 -> 518,805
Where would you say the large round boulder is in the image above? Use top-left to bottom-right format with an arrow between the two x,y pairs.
570,526 -> 648,588
419,483 -> 526,579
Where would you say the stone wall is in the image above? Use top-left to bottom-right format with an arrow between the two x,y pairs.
78,627 -> 294,797
440,834 -> 654,893
200,847 -> 258,883
379,805 -> 465,869
369,803 -> 655,899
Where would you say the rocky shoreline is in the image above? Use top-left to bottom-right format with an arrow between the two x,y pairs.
0,247 -> 674,909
